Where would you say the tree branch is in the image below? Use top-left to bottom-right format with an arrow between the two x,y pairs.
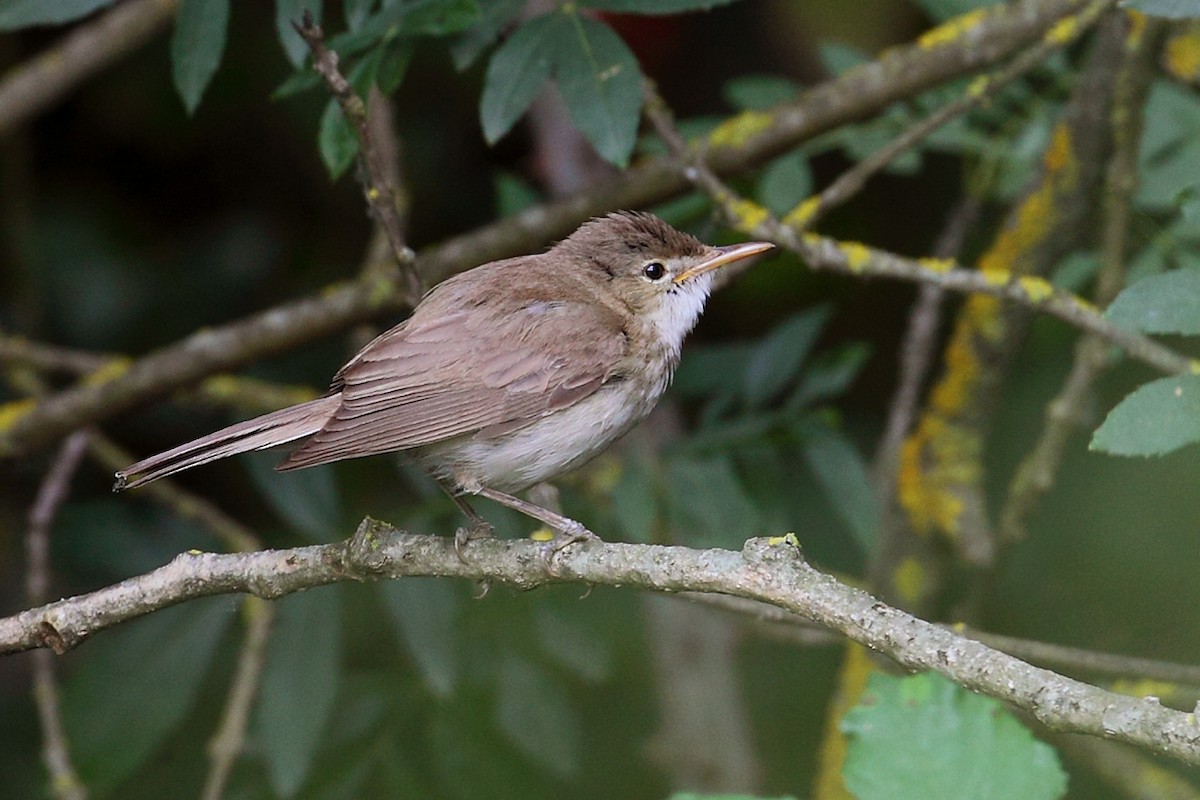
4,521 -> 1200,763
0,0 -> 179,137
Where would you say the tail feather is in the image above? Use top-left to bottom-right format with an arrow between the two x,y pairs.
114,395 -> 340,491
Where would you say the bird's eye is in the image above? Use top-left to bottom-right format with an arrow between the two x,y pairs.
642,262 -> 666,281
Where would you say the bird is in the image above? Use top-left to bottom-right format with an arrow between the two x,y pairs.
115,211 -> 774,552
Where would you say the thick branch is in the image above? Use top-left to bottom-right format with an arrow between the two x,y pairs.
3,522 -> 1200,763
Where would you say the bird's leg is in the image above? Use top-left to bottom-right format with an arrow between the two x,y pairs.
427,473 -> 494,559
473,486 -> 599,569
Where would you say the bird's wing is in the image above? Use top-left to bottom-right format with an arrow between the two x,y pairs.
276,297 -> 627,470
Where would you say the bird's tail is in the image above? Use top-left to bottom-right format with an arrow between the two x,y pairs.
113,395 -> 340,491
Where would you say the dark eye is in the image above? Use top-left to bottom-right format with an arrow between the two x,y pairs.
643,262 -> 666,281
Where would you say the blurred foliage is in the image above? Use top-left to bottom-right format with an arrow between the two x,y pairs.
3,1 -> 1200,799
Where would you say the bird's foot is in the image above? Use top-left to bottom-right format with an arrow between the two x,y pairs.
539,521 -> 599,575
454,519 -> 495,562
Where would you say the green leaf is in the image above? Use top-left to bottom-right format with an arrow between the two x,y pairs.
377,39 -> 414,93
1121,0 -> 1200,17
1137,83 -> 1200,208
537,608 -> 613,682
798,419 -> 879,552
480,14 -> 560,144
495,655 -> 582,778
666,454 -> 759,546
609,454 -> 659,542
0,0 -> 115,29
273,68 -> 323,99
344,0 -> 377,31
244,450 -> 341,540
675,341 -> 755,398
757,151 -> 813,216
319,97 -> 361,179
787,341 -> 871,409
818,42 -> 870,76
842,672 -> 1067,800
399,0 -> 479,35
276,0 -> 321,67
668,795 -> 799,800
554,15 -> 643,166
62,601 -> 233,795
1091,374 -> 1200,457
170,0 -> 231,114
582,0 -> 742,12
743,306 -> 832,408
494,171 -> 542,216
1105,269 -> 1200,335
378,578 -> 461,696
450,0 -> 525,70
256,588 -> 343,797
722,74 -> 801,111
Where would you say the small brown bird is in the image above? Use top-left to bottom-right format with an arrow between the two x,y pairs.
115,212 -> 773,549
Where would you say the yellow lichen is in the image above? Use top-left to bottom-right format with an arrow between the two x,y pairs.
840,241 -> 872,274
1018,275 -> 1055,303
1125,9 -> 1147,47
528,527 -> 555,542
0,398 -> 35,431
892,557 -> 927,608
1044,15 -> 1078,46
82,357 -> 132,387
768,532 -> 801,547
1110,679 -> 1179,700
782,195 -> 822,229
707,110 -> 774,150
1164,28 -> 1200,82
918,257 -> 955,274
728,198 -> 770,232
966,75 -> 990,99
917,8 -> 988,50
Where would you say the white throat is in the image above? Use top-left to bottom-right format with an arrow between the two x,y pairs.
645,273 -> 713,357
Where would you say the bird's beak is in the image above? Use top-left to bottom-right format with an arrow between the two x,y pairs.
673,241 -> 775,284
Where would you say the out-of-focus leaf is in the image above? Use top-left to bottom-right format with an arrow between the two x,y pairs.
757,151 -> 814,216
430,703 -> 545,797
1137,82 -> 1200,208
494,171 -> 542,216
787,341 -> 871,410
537,608 -> 613,682
1106,269 -> 1200,334
378,578 -> 461,696
0,0 -> 115,29
1050,251 -> 1101,292
376,39 -> 413,92
276,0 -> 321,67
62,600 -> 234,795
666,454 -> 759,546
171,0 -> 231,114
668,794 -> 799,800
722,74 -> 800,111
582,0 -> 741,12
675,342 -> 755,398
610,454 -> 659,542
842,672 -> 1067,800
495,655 -> 581,778
554,15 -> 643,166
1091,374 -> 1200,456
244,450 -> 341,540
344,0 -> 377,31
450,0 -> 525,70
798,419 -> 879,553
256,587 -> 343,797
743,305 -> 832,409
399,0 -> 479,35
273,68 -> 323,99
818,42 -> 870,76
480,13 -> 560,144
319,98 -> 361,179
1122,0 -> 1200,17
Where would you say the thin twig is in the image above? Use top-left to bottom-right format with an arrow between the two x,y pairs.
293,12 -> 421,303
0,0 -> 179,136
1056,735 -> 1200,800
26,431 -> 91,800
5,522 -> 1200,764
642,83 -> 1197,378
788,0 -> 1113,231
0,336 -> 112,374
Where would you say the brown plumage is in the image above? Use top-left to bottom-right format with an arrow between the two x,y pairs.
115,212 -> 772,540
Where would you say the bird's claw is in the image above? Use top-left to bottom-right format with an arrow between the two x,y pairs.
454,520 -> 495,562
539,523 -> 599,575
